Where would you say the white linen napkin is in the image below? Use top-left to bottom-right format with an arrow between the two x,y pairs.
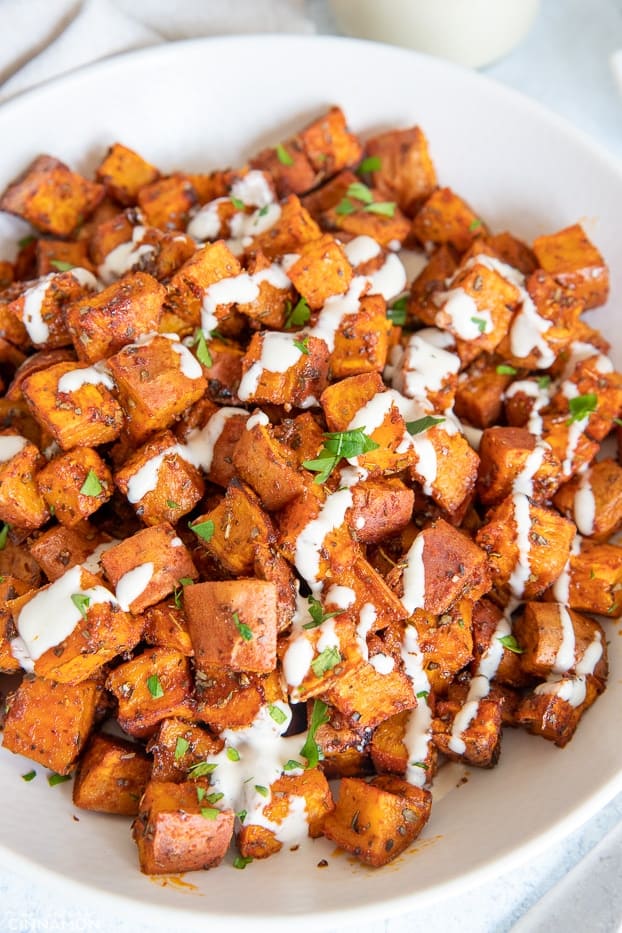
0,0 -> 313,102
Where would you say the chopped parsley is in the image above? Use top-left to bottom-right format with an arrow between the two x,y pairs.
226,747 -> 241,762
302,427 -> 379,484
468,218 -> 483,232
567,393 -> 597,425
0,523 -> 10,550
193,328 -> 213,367
388,294 -> 408,325
50,260 -> 75,272
416,690 -> 429,700
233,855 -> 253,869
335,182 -> 396,218
294,336 -> 310,355
188,518 -> 215,542
172,576 -> 194,610
406,415 -> 445,435
200,807 -> 220,820
357,155 -> 382,174
21,770 -> 36,782
230,196 -> 245,210
268,704 -> 287,725
174,737 -> 190,760
237,809 -> 247,823
48,773 -> 71,786
254,784 -> 269,797
187,761 -> 218,778
283,759 -> 303,771
302,595 -> 342,630
284,296 -> 311,329
496,364 -> 517,375
536,375 -> 551,389
311,646 -> 341,678
275,143 -> 294,166
206,792 -> 224,804
498,634 -> 524,655
166,499 -> 180,510
411,761 -> 428,770
79,469 -> 103,497
299,699 -> 329,769
471,316 -> 487,334
71,593 -> 90,620
18,235 -> 35,249
364,201 -> 396,217
233,611 -> 253,642
147,674 -> 164,699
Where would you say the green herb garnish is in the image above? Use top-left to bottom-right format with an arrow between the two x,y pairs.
233,855 -> 253,869
231,197 -> 245,210
200,807 -> 220,820
147,674 -> 164,699
468,218 -> 483,232
302,427 -> 379,484
50,260 -> 75,272
0,523 -> 11,550
311,646 -> 341,678
233,611 -> 253,642
283,760 -> 303,771
294,336 -> 310,355
284,296 -> 311,329
268,704 -> 287,725
364,201 -> 396,217
237,809 -> 247,823
496,364 -> 517,375
71,593 -> 90,619
275,143 -> 294,166
357,155 -> 382,174
48,773 -> 71,786
188,519 -> 215,542
471,316 -> 487,334
79,469 -> 102,497
193,328 -> 213,367
21,770 -> 36,782
416,690 -> 429,700
226,747 -> 241,762
302,595 -> 342,630
406,415 -> 445,435
536,375 -> 551,389
187,761 -> 218,778
299,699 -> 329,769
206,792 -> 224,804
166,499 -> 180,510
174,737 -> 190,760
254,784 -> 269,797
498,634 -> 524,655
18,235 -> 35,249
566,393 -> 597,425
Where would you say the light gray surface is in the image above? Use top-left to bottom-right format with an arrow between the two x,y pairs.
1,1 -> 622,931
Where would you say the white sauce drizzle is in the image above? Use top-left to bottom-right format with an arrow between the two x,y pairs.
57,364 -> 116,395
508,492 -> 532,598
238,332 -> 305,401
400,623 -> 432,786
355,602 -> 377,660
98,226 -> 155,284
552,533 -> 582,604
293,488 -> 353,594
401,533 -> 426,614
230,171 -> 274,208
22,276 -> 53,344
324,585 -> 356,610
370,653 -> 395,675
574,469 -> 596,537
0,435 -> 27,462
435,288 -> 493,340
82,539 -> 119,574
343,235 -> 382,267
512,441 -> 547,497
553,605 -> 576,674
115,562 -> 154,611
171,341 -> 203,380
246,411 -> 270,430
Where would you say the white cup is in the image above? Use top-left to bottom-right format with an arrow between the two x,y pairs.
328,0 -> 541,69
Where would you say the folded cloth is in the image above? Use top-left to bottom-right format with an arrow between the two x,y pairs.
0,0 -> 313,102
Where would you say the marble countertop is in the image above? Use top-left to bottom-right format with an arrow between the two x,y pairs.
1,0 -> 622,930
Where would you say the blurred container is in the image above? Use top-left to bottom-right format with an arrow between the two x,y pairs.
328,0 -> 541,69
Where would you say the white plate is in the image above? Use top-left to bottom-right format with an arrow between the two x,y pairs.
0,34 -> 621,932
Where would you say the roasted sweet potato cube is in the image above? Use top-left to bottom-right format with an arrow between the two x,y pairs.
514,602 -> 606,684
96,142 -> 160,206
280,615 -> 363,702
0,286 -> 36,349
392,330 -> 460,411
0,574 -> 31,672
35,239 -> 94,276
0,434 -> 49,529
197,480 -> 275,576
73,733 -> 151,815
235,250 -> 293,330
249,138 -> 317,199
286,235 -> 352,310
107,335 -> 206,444
515,675 -> 600,747
9,565 -> 143,684
455,354 -> 515,428
177,402 -> 249,488
485,232 -> 538,275
192,665 -> 263,730
553,459 -> 622,540
65,271 -> 165,363
396,519 -> 490,615
275,412 -> 326,467
248,195 -> 321,259
540,414 -> 599,481
184,579 -> 277,673
313,701 -> 372,768
28,523 -> 105,582
532,223 -> 609,310
237,331 -> 329,409
434,262 -> 519,364
88,209 -> 136,267
298,106 -> 363,178
329,550 -> 410,631
143,599 -> 194,656
147,718 -> 223,782
476,494 -> 575,599
133,780 -> 235,874
232,419 -> 305,511
560,540 -> 622,618
101,522 -> 197,614
195,336 -> 244,406
0,260 -> 13,287
324,657 -> 416,730
22,361 -> 124,450
348,478 -> 414,544
0,155 -> 104,237
2,675 -> 101,773
370,708 -> 438,779
166,240 -> 242,328
137,173 -> 199,231
320,192 -> 411,249
549,355 -> 622,442
411,601 -> 474,690
409,425 -> 479,518
471,598 -> 527,688
106,648 -> 194,737
115,429 -> 204,526
477,427 -> 562,505
411,187 -> 484,253
238,769 -> 334,859
408,245 -> 459,325
323,775 -> 431,866
363,126 -> 437,217
330,295 -> 392,379
432,684 -> 503,767
37,446 -> 113,526
253,543 -> 297,634
9,269 -> 98,350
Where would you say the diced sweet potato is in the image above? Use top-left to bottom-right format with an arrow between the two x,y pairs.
540,414 -> 599,481
232,419 -> 305,511
248,195 -> 321,259
166,240 -> 242,328
184,579 -> 277,673
27,523 -> 105,582
147,718 -> 223,782
175,399 -> 249,489
8,269 -> 98,350
470,599 -> 527,688
0,434 -> 49,529
411,187 -> 484,253
549,355 -> 622,442
73,733 -> 151,815
142,600 -> 194,656
553,459 -> 622,540
348,478 -> 414,544
330,295 -> 392,379
250,139 -> 317,199
370,708 -> 438,779
477,427 -> 562,505
96,142 -> 160,206
197,480 -> 275,576
363,126 -> 437,217
320,192 -> 411,249
106,648 -> 195,737
515,675 -> 601,747
36,446 -> 113,526
432,683 -> 503,767
0,574 -> 31,672
194,665 -> 265,730
514,602 -> 607,684
65,272 -> 165,363
2,675 -> 102,774
237,331 -> 329,409
559,540 -> 622,618
297,106 -> 363,179
101,522 -> 197,614
35,239 -> 94,276
286,235 -> 353,309
408,245 -> 458,326
133,780 -> 235,874
322,775 -> 431,866
137,173 -> 199,231
324,656 -> 416,730
454,357 -> 515,430
0,155 -> 104,237
532,223 -> 609,310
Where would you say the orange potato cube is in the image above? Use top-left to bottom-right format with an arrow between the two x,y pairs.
515,675 -> 601,747
197,479 -> 275,576
8,269 -> 99,350
364,126 -> 437,217
235,250 -> 294,330
408,244 -> 459,326
454,353 -> 514,428
297,105 -> 363,178
106,648 -> 195,737
232,419 -> 305,511
65,271 -> 165,363
432,684 -> 503,767
514,602 -> 607,684
115,429 -> 204,526
286,235 -> 353,310
549,354 -> 622,442
348,478 -> 414,545
95,142 -> 160,206
323,775 -> 431,867
143,599 -> 194,656
107,335 -> 206,444
147,718 -> 223,783
560,540 -> 622,618
133,780 -> 235,874
28,523 -> 105,582
137,173 -> 199,231
22,361 -> 124,449
324,657 -> 416,730
330,295 -> 392,379
237,331 -> 329,409
73,733 -> 151,815
247,195 -> 321,259
370,708 -> 438,779
184,579 -> 277,673
0,154 -> 104,237
37,446 -> 113,526
477,426 -> 562,505
0,434 -> 49,529
540,414 -> 600,481
532,223 -> 609,310
101,522 -> 197,614
411,187 -> 484,253
166,240 -> 242,328
320,192 -> 411,249
175,400 -> 249,489
35,239 -> 94,276
553,458 -> 622,541
0,574 -> 31,672
193,666 -> 265,730
2,676 -> 102,774
250,139 -> 317,199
